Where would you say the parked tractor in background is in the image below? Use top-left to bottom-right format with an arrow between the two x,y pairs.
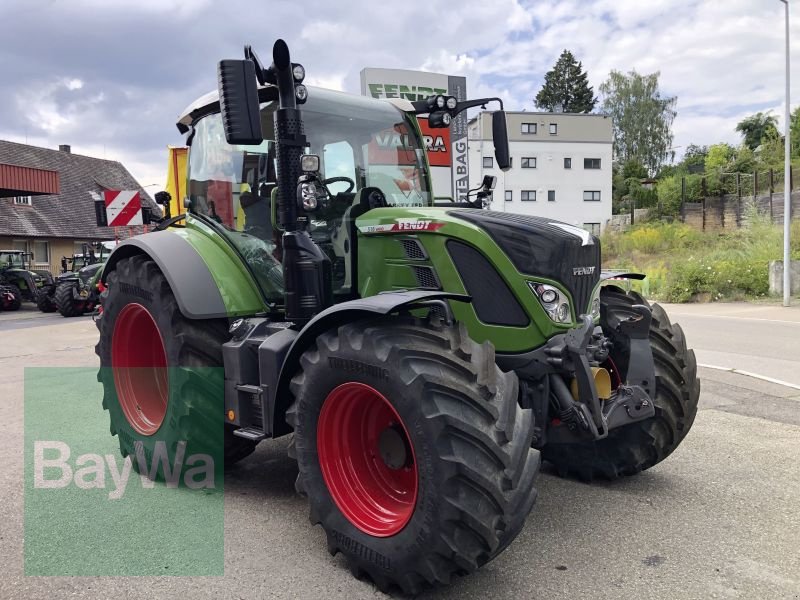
0,250 -> 56,312
94,40 -> 699,594
55,242 -> 116,317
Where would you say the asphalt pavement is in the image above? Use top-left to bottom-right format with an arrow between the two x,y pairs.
1,302 -> 799,599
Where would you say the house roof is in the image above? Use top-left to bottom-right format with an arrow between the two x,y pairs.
0,140 -> 157,240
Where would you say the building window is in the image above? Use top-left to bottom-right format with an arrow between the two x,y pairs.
14,195 -> 32,205
521,157 -> 537,169
521,122 -> 537,134
564,157 -> 572,169
32,240 -> 50,265
521,190 -> 536,201
583,223 -> 601,235
583,190 -> 602,202
548,190 -> 556,202
584,158 -> 601,169
483,156 -> 493,168
505,190 -> 513,202
549,123 -> 558,135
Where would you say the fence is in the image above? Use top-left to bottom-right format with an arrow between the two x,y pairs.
680,168 -> 799,231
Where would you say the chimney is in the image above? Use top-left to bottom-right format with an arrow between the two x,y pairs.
58,144 -> 71,153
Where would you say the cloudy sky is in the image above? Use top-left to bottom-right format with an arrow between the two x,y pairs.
0,0 -> 797,186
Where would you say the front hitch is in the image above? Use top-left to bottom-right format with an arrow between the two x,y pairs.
545,312 -> 656,442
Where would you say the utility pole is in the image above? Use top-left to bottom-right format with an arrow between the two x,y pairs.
781,0 -> 792,306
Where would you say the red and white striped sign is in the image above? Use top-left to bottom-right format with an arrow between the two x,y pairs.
104,190 -> 143,226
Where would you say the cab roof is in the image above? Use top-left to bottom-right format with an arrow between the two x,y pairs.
176,85 -> 415,133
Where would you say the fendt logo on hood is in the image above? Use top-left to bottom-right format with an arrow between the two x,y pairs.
573,266 -> 596,276
358,219 -> 445,234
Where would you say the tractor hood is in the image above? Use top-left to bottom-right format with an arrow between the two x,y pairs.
448,209 -> 601,318
355,207 -> 601,321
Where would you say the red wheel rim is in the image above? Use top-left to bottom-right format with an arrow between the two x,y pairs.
317,382 -> 418,537
111,303 -> 168,436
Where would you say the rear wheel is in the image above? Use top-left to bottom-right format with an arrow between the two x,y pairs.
542,286 -> 700,480
55,282 -> 85,317
287,317 -> 540,594
95,255 -> 255,475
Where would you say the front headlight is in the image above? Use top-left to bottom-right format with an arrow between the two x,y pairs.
528,282 -> 573,324
588,284 -> 602,321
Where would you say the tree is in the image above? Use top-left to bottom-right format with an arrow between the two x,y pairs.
612,159 -> 654,214
735,111 -> 779,150
704,143 -> 734,173
682,144 -> 708,172
599,70 -> 677,175
757,129 -> 785,171
534,50 -> 597,113
790,106 -> 800,159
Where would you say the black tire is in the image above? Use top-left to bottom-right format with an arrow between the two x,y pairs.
3,284 -> 22,311
542,286 -> 700,481
55,282 -> 84,317
36,288 -> 57,312
95,255 -> 255,476
287,317 -> 540,594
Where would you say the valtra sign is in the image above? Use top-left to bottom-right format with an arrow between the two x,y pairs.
360,68 -> 469,202
103,190 -> 143,226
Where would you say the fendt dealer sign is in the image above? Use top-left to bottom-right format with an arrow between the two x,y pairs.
360,68 -> 469,202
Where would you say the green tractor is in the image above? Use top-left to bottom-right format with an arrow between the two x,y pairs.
95,41 -> 699,593
55,242 -> 115,317
0,250 -> 57,312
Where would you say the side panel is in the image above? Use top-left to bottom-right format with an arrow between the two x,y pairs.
355,207 -> 572,353
172,219 -> 268,316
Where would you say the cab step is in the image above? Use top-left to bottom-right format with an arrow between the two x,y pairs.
233,426 -> 267,442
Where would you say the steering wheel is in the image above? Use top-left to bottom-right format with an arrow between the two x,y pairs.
322,176 -> 356,194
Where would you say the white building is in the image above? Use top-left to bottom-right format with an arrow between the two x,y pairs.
468,111 -> 613,234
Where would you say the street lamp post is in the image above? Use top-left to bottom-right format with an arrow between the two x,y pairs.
780,0 -> 792,306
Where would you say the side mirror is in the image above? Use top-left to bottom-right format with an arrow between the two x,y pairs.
492,111 -> 511,171
217,59 -> 263,145
482,175 -> 497,191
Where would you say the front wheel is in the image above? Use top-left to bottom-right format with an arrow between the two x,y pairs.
55,282 -> 85,317
287,318 -> 540,594
36,288 -> 57,312
542,286 -> 700,481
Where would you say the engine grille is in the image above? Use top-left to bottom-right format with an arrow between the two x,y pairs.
447,240 -> 529,327
410,265 -> 440,289
399,238 -> 427,260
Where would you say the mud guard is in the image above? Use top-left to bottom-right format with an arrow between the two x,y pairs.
600,270 -> 645,281
101,231 -> 227,319
270,290 -> 471,436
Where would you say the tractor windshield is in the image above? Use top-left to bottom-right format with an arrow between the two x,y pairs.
0,252 -> 25,269
187,87 -> 432,302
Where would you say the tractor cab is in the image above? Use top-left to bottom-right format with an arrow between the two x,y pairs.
0,250 -> 28,270
180,87 -> 435,301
